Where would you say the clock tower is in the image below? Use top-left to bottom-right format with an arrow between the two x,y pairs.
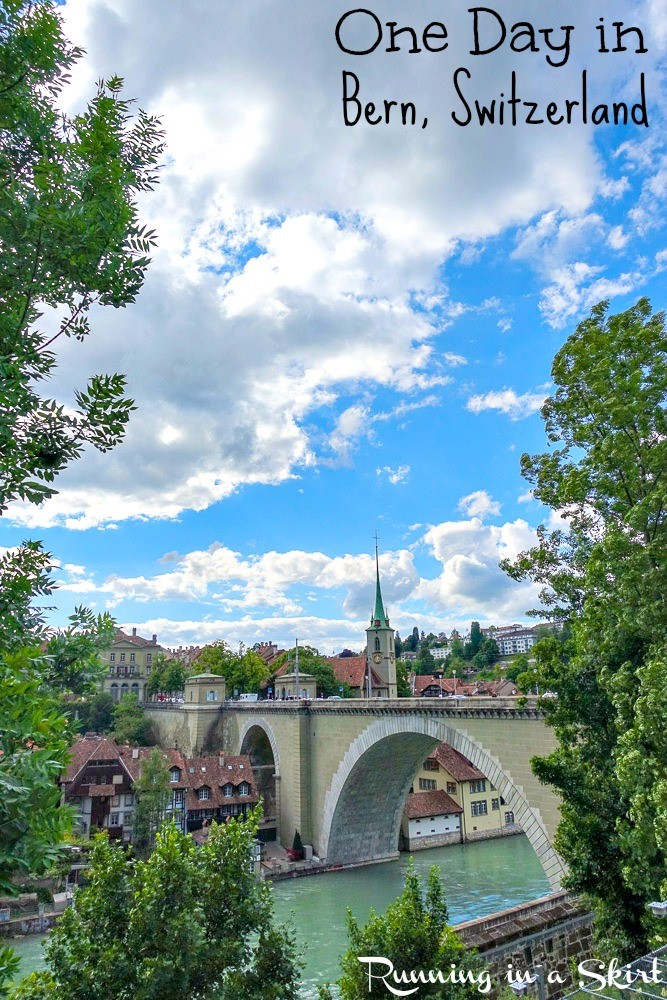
365,541 -> 397,698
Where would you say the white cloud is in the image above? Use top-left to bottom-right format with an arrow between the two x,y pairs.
7,0 -> 649,528
418,517 -> 543,621
457,490 -> 501,519
466,389 -> 547,420
376,465 -> 411,485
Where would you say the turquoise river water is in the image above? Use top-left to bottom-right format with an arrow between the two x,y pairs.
10,835 -> 550,996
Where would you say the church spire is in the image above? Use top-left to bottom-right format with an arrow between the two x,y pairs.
372,533 -> 388,625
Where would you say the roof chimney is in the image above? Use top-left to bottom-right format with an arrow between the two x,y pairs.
152,633 -> 157,643
132,748 -> 139,759
132,627 -> 137,636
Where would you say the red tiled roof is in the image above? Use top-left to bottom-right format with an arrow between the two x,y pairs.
405,789 -> 463,819
472,679 -> 519,696
326,656 -> 385,690
62,736 -> 132,785
413,676 -> 473,696
429,743 -> 485,781
62,739 -> 258,813
112,630 -> 167,650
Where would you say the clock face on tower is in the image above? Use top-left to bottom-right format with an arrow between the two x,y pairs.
372,652 -> 382,664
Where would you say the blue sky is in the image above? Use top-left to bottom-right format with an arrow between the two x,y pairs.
2,0 -> 666,653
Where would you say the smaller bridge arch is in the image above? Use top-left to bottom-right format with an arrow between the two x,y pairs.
320,717 -> 565,888
239,718 -> 281,777
238,718 -> 281,839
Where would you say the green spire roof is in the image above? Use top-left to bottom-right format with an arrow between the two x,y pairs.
371,542 -> 388,625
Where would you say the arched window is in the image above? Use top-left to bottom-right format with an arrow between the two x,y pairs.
120,683 -> 129,697
110,683 -> 118,702
374,636 -> 381,652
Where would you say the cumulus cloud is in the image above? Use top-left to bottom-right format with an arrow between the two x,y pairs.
466,389 -> 547,420
4,0 -> 655,529
418,518 -> 542,620
457,490 -> 501,518
54,515 -> 548,643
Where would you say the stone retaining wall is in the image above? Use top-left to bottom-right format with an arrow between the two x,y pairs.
455,891 -> 595,999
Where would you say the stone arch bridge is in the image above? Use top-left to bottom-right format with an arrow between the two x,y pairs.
146,697 -> 565,888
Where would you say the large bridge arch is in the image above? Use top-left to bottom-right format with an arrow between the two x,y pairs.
320,717 -> 566,888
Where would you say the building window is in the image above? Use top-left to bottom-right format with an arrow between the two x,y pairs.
223,784 -> 233,797
199,787 -> 210,801
173,790 -> 184,806
423,760 -> 439,772
374,636 -> 381,651
505,811 -> 515,825
146,654 -> 152,663
110,653 -> 115,662
130,653 -> 135,662
419,778 -> 437,791
120,653 -> 125,662
129,664 -> 135,675
446,782 -> 457,795
471,800 -> 488,817
492,798 -> 500,810
110,814 -> 120,826
239,782 -> 250,797
206,690 -> 218,702
124,794 -> 134,806
470,779 -> 486,794
170,768 -> 181,783
124,812 -> 133,824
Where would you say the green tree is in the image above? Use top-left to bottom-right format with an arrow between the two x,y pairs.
0,0 -> 164,515
396,659 -> 412,697
0,648 -> 73,897
468,621 -> 482,657
198,641 -> 269,695
502,298 -> 667,957
71,691 -> 115,734
472,636 -> 498,670
320,863 -> 483,1000
0,4 -> 163,992
42,608 -> 116,696
146,653 -> 189,698
112,693 -> 153,746
272,645 -> 351,697
415,647 -> 437,675
132,748 -> 171,858
504,654 -> 529,683
11,819 -> 301,1000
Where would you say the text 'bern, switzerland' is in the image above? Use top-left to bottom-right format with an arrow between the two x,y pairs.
335,7 -> 650,129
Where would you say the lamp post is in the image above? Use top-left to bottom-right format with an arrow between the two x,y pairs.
453,669 -> 458,706
295,637 -> 299,700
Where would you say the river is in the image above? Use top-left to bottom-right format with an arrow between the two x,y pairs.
9,835 -> 550,996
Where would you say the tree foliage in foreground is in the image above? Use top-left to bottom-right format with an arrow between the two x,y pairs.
0,0 -> 164,513
10,818 -> 301,1000
502,298 -> 667,958
0,3 -> 163,992
319,863 -> 484,1000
